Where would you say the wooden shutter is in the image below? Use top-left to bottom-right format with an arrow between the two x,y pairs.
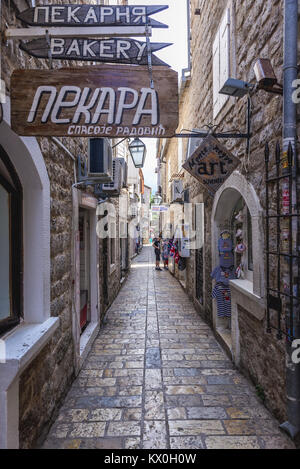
219,8 -> 231,109
213,31 -> 220,118
213,8 -> 230,118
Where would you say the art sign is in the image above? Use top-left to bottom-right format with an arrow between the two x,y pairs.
20,37 -> 170,66
182,135 -> 241,195
17,4 -> 168,28
11,65 -> 178,138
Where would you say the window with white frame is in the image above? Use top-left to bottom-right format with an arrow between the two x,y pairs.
213,8 -> 231,119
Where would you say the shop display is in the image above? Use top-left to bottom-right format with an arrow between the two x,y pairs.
219,251 -> 234,268
235,242 -> 247,254
211,265 -> 235,286
178,257 -> 186,271
212,283 -> 232,318
211,231 -> 235,318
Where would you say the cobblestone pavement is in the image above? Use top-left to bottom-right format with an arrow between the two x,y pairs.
43,247 -> 295,449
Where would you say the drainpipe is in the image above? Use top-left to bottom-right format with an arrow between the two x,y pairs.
280,0 -> 300,440
179,0 -> 191,95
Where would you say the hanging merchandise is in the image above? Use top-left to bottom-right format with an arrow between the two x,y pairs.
235,263 -> 245,279
175,251 -> 180,264
235,211 -> 244,223
282,227 -> 290,250
211,265 -> 235,286
212,283 -> 232,318
212,231 -> 234,317
178,257 -> 186,271
169,244 -> 176,257
235,229 -> 243,239
219,251 -> 234,268
235,242 -> 247,254
218,231 -> 233,252
282,180 -> 290,216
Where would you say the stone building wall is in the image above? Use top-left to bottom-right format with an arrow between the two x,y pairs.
1,0 -> 123,448
1,0 -> 78,448
161,0 -> 290,421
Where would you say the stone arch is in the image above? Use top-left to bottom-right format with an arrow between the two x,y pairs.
211,170 -> 264,298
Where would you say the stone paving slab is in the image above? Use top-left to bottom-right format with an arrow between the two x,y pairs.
42,247 -> 295,449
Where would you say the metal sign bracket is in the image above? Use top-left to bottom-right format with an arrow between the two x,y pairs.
146,19 -> 154,89
174,97 -> 252,155
45,29 -> 52,69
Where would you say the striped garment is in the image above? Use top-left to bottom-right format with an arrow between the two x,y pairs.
212,283 -> 231,318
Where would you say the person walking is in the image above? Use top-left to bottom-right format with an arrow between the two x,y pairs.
152,236 -> 162,271
162,238 -> 171,270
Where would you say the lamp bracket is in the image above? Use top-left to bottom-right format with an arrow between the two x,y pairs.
174,97 -> 252,155
112,137 -> 130,149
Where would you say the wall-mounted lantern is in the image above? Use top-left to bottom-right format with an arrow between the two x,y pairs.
129,137 -> 147,169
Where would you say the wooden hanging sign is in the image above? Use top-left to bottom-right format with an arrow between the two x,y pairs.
182,135 -> 241,196
17,4 -> 168,28
20,37 -> 171,66
11,65 -> 178,138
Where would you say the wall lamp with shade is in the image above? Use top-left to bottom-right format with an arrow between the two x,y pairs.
129,137 -> 147,169
219,78 -> 255,98
219,59 -> 282,99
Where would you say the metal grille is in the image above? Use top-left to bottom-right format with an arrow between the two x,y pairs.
265,142 -> 300,342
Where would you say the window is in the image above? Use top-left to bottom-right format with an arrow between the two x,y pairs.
213,8 -> 231,118
0,146 -> 22,335
79,209 -> 90,332
231,197 -> 253,282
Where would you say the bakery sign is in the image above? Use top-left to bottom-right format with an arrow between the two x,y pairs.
11,65 -> 178,138
182,135 -> 240,195
17,4 -> 168,28
20,38 -> 170,66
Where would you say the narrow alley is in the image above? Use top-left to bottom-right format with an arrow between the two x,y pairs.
42,247 -> 295,450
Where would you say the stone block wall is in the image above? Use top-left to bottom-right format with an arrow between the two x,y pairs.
161,0 -> 293,421
1,0 -> 122,448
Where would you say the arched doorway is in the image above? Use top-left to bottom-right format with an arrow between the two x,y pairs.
211,171 -> 265,363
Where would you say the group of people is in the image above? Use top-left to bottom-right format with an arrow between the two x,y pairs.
152,235 -> 173,271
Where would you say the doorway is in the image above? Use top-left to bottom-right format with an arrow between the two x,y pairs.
79,209 -> 91,333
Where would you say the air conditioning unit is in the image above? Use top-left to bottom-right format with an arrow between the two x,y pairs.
88,138 -> 113,182
118,158 -> 128,188
102,158 -> 122,195
171,180 -> 184,203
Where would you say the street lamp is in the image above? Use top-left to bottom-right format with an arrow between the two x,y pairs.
153,194 -> 162,205
129,137 -> 147,168
219,78 -> 254,98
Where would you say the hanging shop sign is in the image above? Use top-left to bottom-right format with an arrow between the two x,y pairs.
11,65 -> 178,138
20,37 -> 171,66
17,4 -> 168,28
182,135 -> 240,196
